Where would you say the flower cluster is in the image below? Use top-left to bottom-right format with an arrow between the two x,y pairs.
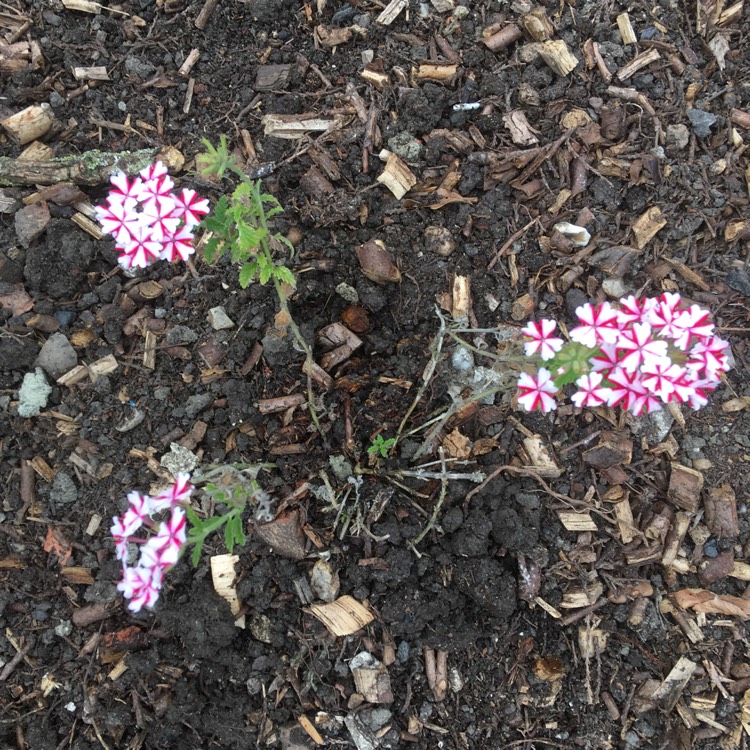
517,293 -> 730,416
95,162 -> 209,269
110,474 -> 193,612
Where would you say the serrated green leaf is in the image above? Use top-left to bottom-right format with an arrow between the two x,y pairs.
239,261 -> 258,288
273,265 -> 296,287
258,260 -> 272,285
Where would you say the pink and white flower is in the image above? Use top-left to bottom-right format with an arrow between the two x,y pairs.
521,319 -> 564,361
96,161 -> 207,270
517,368 -> 559,413
111,475 -> 194,613
516,296 -> 731,417
616,322 -> 670,373
570,302 -> 620,347
571,372 -> 612,408
173,188 -> 211,228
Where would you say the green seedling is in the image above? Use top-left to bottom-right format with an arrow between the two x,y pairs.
367,434 -> 396,459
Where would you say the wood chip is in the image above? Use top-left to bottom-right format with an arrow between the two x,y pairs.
667,463 -> 704,512
650,657 -> 698,711
210,554 -> 245,628
350,650 -> 393,703
72,66 -> 109,81
557,511 -> 598,532
617,48 -> 661,81
536,39 -> 579,76
704,484 -> 738,538
0,104 -> 54,145
375,0 -> 407,26
261,113 -> 343,139
583,431 -> 632,469
631,206 -> 666,250
377,151 -> 417,199
308,595 -> 375,636
616,13 -> 637,45
521,435 -> 562,478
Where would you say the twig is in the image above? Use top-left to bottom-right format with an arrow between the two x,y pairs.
411,448 -> 450,546
394,307 -> 447,449
488,217 -> 539,270
0,640 -> 31,681
195,0 -> 220,29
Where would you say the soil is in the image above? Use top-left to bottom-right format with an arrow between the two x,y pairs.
1,0 -> 750,748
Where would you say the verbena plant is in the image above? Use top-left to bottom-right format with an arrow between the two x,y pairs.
198,136 -> 296,290
197,136 -> 324,437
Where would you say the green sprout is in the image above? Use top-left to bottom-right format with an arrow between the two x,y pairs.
367,434 -> 396,459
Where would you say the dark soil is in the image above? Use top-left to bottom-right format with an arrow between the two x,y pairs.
1,0 -> 750,748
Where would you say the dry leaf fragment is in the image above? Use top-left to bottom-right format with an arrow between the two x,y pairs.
442,428 -> 471,459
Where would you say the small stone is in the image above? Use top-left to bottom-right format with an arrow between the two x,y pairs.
124,56 -> 155,79
387,132 -> 423,162
726,269 -> 750,296
424,225 -> 456,256
310,559 -> 340,603
160,443 -> 200,475
17,368 -> 52,417
335,282 -> 359,304
665,124 -> 690,150
686,108 -> 717,139
15,202 -> 51,248
602,277 -> 629,298
207,306 -> 234,330
55,620 -> 73,637
165,325 -> 198,345
50,471 -> 78,505
185,392 -> 213,418
34,332 -> 77,379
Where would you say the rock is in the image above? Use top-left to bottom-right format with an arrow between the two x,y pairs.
17,367 -> 52,417
160,443 -> 200,475
50,471 -> 78,505
602,277 -> 629,298
310,559 -> 340,603
185,392 -> 213,418
15,202 -> 50,248
665,124 -> 690,150
34,332 -> 77,379
726,269 -> 750,296
124,56 -> 155,79
207,306 -> 235,330
335,282 -> 359,304
387,132 -> 423,162
424,225 -> 456,256
686,108 -> 717,139
165,325 -> 198,345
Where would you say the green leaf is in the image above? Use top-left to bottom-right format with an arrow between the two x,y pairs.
239,261 -> 258,288
258,259 -> 272,285
273,265 -> 296,287
191,538 -> 204,567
